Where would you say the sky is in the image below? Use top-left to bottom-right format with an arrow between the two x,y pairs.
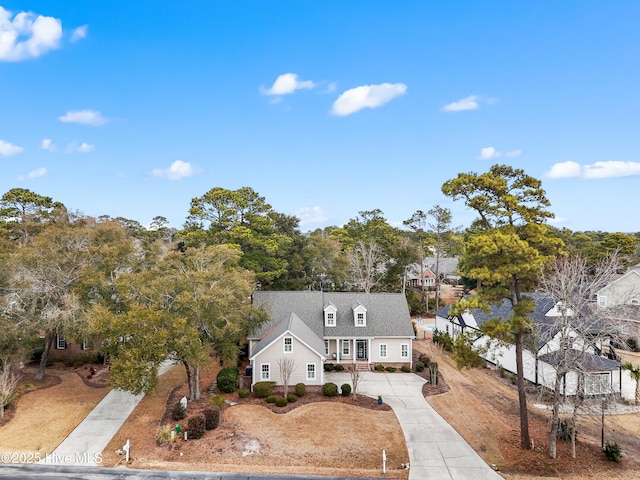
1,2 -> 639,233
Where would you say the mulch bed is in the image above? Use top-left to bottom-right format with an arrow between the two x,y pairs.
74,363 -> 110,388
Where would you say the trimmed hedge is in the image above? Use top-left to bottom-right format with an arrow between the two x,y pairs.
172,401 -> 186,421
187,414 -> 206,439
203,406 -> 220,430
275,397 -> 288,407
238,387 -> 250,398
287,394 -> 298,403
295,383 -> 306,397
334,364 -> 345,371
341,383 -> 351,396
323,382 -> 338,396
253,381 -> 276,398
401,365 -> 410,372
266,395 -> 277,403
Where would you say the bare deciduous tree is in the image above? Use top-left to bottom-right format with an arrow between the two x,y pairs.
278,357 -> 295,397
348,241 -> 384,293
349,365 -> 362,399
537,253 -> 624,459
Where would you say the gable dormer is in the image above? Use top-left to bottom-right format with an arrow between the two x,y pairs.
353,302 -> 367,327
324,302 -> 337,327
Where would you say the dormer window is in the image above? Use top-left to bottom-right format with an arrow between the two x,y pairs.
353,302 -> 367,327
324,302 -> 337,327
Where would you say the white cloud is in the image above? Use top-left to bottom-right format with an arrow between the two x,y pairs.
0,7 -> 63,61
260,73 -> 316,96
505,150 -> 522,158
65,141 -> 94,153
40,138 -> 56,151
331,83 -> 407,117
478,147 -> 500,160
0,139 -> 23,156
19,167 -> 47,180
442,95 -> 481,112
546,160 -> 640,179
59,109 -> 108,126
70,24 -> 88,43
151,160 -> 198,180
296,206 -> 329,226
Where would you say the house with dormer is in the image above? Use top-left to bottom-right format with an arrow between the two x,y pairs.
435,293 -> 622,397
247,291 -> 414,388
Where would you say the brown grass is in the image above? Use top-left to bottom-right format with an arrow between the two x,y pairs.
0,365 -> 108,457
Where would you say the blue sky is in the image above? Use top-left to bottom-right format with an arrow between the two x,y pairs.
1,2 -> 639,233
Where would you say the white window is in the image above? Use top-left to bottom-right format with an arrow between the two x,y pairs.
597,295 -> 607,308
326,312 -> 335,326
306,363 -> 316,381
56,335 -> 66,350
324,340 -> 329,355
585,373 -> 609,395
261,363 -> 270,381
342,340 -> 350,356
401,344 -> 409,358
379,343 -> 387,358
283,336 -> 293,353
356,313 -> 365,326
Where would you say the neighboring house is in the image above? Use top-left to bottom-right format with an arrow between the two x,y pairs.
405,257 -> 461,289
596,264 -> 640,308
248,291 -> 415,388
405,265 -> 436,289
435,293 -> 623,397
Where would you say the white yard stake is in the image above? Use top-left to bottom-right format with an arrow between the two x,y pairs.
382,449 -> 386,474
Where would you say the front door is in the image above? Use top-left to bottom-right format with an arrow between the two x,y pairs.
356,340 -> 367,360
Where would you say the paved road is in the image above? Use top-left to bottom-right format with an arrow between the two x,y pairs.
327,372 -> 503,480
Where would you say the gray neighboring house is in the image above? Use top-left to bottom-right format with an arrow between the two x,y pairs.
248,291 -> 415,388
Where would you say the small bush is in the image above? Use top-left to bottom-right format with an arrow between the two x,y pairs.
415,361 -> 425,372
295,383 -> 306,397
385,366 -> 396,372
266,395 -> 277,403
627,337 -> 638,352
287,394 -> 298,403
275,397 -> 288,407
401,365 -> 410,372
172,401 -> 186,421
374,364 -> 385,371
341,383 -> 351,396
208,394 -> 225,408
557,419 -> 576,442
238,387 -> 250,398
499,366 -> 506,378
156,424 -> 174,445
334,364 -> 345,371
323,382 -> 338,396
510,374 -> 517,385
603,441 -> 622,462
216,367 -> 239,393
203,406 -> 220,430
253,381 -> 276,398
324,363 -> 335,371
418,353 -> 431,364
187,414 -> 206,440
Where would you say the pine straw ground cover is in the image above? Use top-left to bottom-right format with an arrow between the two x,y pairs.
103,362 -> 409,478
415,340 -> 640,480
0,364 -> 108,457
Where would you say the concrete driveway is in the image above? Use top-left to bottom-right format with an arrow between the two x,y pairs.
326,372 -> 503,480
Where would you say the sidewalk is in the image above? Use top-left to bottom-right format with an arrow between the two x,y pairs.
327,372 -> 504,480
40,359 -> 177,466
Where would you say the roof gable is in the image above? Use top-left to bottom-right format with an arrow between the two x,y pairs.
250,312 -> 326,360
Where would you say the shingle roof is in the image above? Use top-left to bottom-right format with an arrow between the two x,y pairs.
250,291 -> 414,340
250,312 -> 326,360
538,350 -> 620,372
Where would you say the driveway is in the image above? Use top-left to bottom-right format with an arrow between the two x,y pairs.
326,372 -> 503,480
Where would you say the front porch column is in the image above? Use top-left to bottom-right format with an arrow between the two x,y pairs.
367,338 -> 372,364
336,339 -> 340,364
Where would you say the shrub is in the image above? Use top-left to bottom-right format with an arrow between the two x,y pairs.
187,414 -> 206,440
266,395 -> 277,403
253,381 -> 276,398
418,353 -> 431,364
499,366 -> 506,378
203,406 -> 220,430
334,364 -> 345,371
208,394 -> 225,408
510,374 -> 517,385
287,394 -> 298,403
324,363 -> 335,371
341,383 -> 351,396
323,382 -> 338,396
156,424 -> 174,445
415,361 -> 425,372
401,365 -> 410,372
374,364 -> 385,372
627,337 -> 638,352
385,366 -> 397,372
238,387 -> 250,398
171,401 -> 186,421
432,329 -> 453,351
275,397 -> 288,407
557,419 -> 576,442
603,441 -> 622,462
216,367 -> 239,393
295,383 -> 306,397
